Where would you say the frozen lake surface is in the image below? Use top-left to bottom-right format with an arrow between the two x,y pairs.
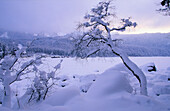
41,57 -> 170,76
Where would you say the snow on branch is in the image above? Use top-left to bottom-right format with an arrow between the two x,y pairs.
25,59 -> 63,102
110,18 -> 137,32
9,59 -> 35,85
74,0 -> 148,95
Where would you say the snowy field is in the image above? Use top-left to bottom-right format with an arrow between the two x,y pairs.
49,57 -> 170,75
1,57 -> 170,111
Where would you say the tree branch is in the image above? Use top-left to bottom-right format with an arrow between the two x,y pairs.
86,49 -> 100,58
9,58 -> 18,70
43,83 -> 54,100
10,60 -> 35,85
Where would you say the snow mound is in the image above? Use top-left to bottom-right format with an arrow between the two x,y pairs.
65,66 -> 168,111
43,86 -> 80,106
1,57 -> 170,111
153,82 -> 170,95
67,92 -> 167,111
0,107 -> 13,111
87,68 -> 133,98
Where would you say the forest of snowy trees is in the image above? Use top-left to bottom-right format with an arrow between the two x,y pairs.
0,30 -> 170,58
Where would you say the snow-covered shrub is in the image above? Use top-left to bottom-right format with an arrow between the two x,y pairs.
0,43 -> 47,108
24,60 -> 63,103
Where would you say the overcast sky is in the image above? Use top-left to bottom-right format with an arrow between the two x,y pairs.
0,0 -> 169,34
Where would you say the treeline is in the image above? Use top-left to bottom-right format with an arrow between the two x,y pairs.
27,47 -> 70,56
0,29 -> 170,57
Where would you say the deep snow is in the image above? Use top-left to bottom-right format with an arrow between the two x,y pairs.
0,57 -> 170,111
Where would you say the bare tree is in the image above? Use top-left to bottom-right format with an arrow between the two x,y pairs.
74,1 -> 147,95
158,0 -> 170,16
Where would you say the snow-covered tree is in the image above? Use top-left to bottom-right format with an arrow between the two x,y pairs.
0,44 -> 43,108
0,43 -> 9,59
158,0 -> 170,16
26,60 -> 63,103
74,1 -> 147,95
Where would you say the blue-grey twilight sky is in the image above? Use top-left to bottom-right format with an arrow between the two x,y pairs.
0,0 -> 169,34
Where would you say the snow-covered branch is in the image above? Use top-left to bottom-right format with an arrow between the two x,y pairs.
74,0 -> 148,96
110,19 -> 137,32
26,59 -> 63,102
0,41 -> 44,108
9,59 -> 35,85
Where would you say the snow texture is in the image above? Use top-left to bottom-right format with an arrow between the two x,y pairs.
0,57 -> 170,111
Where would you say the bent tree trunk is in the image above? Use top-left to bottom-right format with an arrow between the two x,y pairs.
76,0 -> 147,95
110,46 -> 148,96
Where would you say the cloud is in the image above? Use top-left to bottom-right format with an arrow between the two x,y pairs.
0,0 -> 100,33
114,0 -> 170,34
0,0 -> 169,34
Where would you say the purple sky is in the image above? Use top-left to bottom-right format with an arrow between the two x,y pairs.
0,0 -> 169,34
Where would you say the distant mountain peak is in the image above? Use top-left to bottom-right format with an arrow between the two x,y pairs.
0,32 -> 8,38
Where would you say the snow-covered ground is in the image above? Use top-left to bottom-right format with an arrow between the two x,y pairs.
40,57 -> 170,75
0,57 -> 170,111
